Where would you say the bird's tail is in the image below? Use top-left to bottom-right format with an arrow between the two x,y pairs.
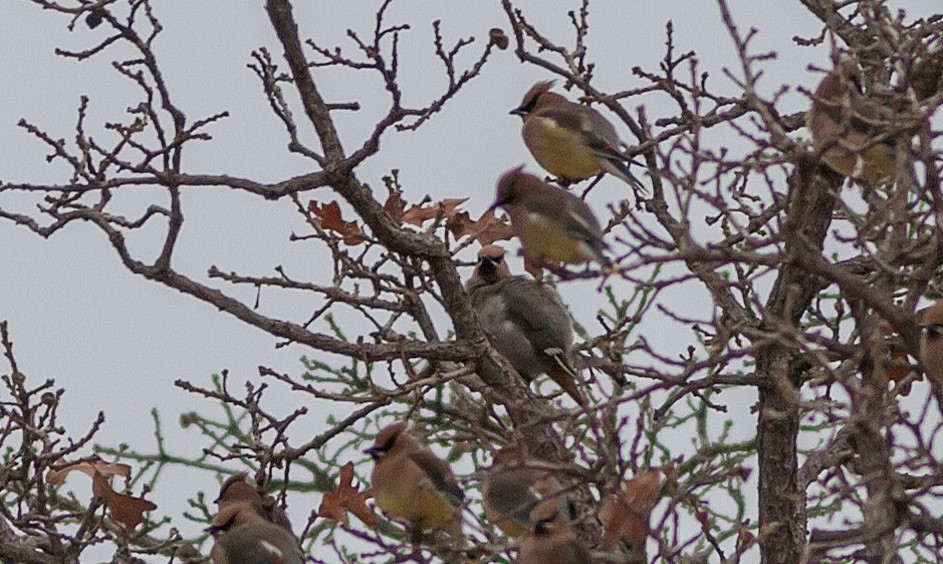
600,156 -> 649,198
546,353 -> 586,406
591,243 -> 613,268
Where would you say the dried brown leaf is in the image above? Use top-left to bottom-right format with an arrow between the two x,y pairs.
881,309 -> 932,396
47,459 -> 132,487
446,210 -> 471,237
476,218 -> 515,246
92,471 -> 157,531
384,191 -> 407,223
449,208 -> 516,245
886,348 -> 915,394
317,461 -> 377,527
402,198 -> 469,226
600,470 -> 663,550
523,255 -> 544,279
308,200 -> 365,245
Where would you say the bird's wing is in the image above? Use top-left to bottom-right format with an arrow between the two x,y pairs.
523,193 -> 607,254
499,278 -> 573,357
537,106 -> 627,159
535,106 -> 647,194
487,468 -> 546,529
583,108 -> 629,157
581,109 -> 648,192
813,94 -> 896,149
409,450 -> 465,507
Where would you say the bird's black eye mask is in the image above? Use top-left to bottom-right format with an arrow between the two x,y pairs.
478,255 -> 503,282
533,511 -> 560,535
510,96 -> 537,117
494,184 -> 520,207
365,433 -> 397,459
205,514 -> 236,536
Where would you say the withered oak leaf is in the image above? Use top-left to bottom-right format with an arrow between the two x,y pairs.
47,458 -> 132,487
600,469 -> 663,550
308,200 -> 366,245
92,470 -> 157,532
317,461 -> 377,527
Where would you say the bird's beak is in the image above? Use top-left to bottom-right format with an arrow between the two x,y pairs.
509,107 -> 525,117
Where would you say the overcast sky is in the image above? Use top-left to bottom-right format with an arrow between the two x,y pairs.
1,0 -> 939,561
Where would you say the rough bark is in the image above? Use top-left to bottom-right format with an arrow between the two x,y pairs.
756,162 -> 841,563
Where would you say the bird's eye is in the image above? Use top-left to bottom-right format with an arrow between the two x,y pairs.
210,515 -> 237,534
533,512 -> 559,534
380,435 -> 397,451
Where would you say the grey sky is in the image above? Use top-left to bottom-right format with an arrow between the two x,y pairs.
1,0 -> 939,561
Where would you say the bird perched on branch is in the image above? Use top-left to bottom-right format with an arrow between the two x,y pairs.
807,58 -> 917,183
518,510 -> 593,564
910,47 -> 943,101
208,501 -> 304,564
483,444 -> 574,537
215,472 -> 294,533
489,166 -> 610,269
919,300 -> 943,384
511,80 -> 647,197
365,422 -> 465,546
467,245 -> 586,406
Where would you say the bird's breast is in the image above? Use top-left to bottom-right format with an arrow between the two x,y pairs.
372,458 -> 458,530
520,213 -> 596,263
523,118 -> 602,181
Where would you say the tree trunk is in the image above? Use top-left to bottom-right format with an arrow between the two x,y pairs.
757,163 -> 841,563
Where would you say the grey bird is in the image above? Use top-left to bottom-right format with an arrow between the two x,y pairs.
483,444 -> 574,537
215,472 -> 293,534
807,59 -> 908,183
208,501 -> 304,564
467,245 -> 586,405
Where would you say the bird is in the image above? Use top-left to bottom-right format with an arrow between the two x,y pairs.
518,511 -> 593,564
207,501 -> 305,564
510,80 -> 647,196
365,422 -> 465,546
807,59 -> 907,183
215,472 -> 294,533
910,48 -> 943,101
482,444 -> 574,537
466,245 -> 586,405
490,166 -> 610,268
919,300 -> 943,383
